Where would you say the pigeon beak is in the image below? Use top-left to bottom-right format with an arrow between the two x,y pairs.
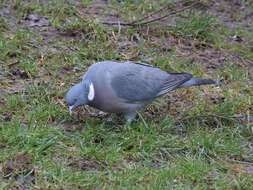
69,106 -> 74,115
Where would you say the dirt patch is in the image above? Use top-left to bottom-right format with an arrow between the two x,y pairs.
68,157 -> 107,171
0,98 -> 5,107
144,88 -> 199,122
0,142 -> 7,148
58,122 -> 84,132
163,35 -> 251,69
77,0 -> 122,24
0,78 -> 28,95
0,6 -> 18,32
243,166 -> 253,174
208,0 -> 253,30
2,153 -> 34,178
2,112 -> 13,121
10,68 -> 29,79
1,153 -> 35,188
70,106 -> 109,121
23,13 -> 50,27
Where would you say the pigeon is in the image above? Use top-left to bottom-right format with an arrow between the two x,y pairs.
65,61 -> 218,122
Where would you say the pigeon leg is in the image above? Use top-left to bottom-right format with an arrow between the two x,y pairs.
124,112 -> 137,123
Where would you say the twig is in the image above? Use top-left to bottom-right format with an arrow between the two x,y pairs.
225,158 -> 253,165
129,3 -> 173,25
102,1 -> 201,26
134,1 -> 201,26
211,152 -> 253,166
101,21 -> 133,26
6,60 -> 19,67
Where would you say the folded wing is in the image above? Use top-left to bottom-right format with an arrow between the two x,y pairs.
156,73 -> 192,97
110,63 -> 192,102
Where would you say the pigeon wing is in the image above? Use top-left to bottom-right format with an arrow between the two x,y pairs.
155,73 -> 192,97
110,64 -> 192,102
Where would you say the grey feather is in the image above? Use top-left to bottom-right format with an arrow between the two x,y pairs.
155,73 -> 192,97
179,78 -> 218,88
110,65 -> 165,102
110,64 -> 192,102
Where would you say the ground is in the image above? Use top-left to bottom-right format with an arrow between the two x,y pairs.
0,0 -> 253,189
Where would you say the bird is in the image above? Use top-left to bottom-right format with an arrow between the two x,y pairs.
65,61 -> 218,122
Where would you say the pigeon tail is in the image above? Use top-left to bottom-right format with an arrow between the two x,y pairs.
179,77 -> 219,88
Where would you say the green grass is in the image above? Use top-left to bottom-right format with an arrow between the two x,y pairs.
0,0 -> 252,189
171,12 -> 217,42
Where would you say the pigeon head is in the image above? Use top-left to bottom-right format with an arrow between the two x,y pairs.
65,79 -> 95,113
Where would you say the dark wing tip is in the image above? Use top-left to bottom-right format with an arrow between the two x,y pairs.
133,61 -> 156,68
168,72 -> 193,78
156,72 -> 193,97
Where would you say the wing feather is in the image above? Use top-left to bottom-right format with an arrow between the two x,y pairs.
156,73 -> 192,97
110,62 -> 192,102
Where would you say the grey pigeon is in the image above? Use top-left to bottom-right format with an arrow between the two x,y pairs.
65,61 -> 218,122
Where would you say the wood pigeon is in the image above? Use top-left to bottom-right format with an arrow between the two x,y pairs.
65,61 -> 218,122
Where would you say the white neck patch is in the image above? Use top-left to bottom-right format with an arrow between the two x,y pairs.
88,82 -> 95,101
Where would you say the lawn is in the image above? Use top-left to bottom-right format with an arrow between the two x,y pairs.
0,0 -> 252,189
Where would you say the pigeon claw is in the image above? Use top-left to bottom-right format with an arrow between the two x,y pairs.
69,106 -> 74,115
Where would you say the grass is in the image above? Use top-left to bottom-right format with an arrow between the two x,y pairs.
171,12 -> 217,42
0,0 -> 253,189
